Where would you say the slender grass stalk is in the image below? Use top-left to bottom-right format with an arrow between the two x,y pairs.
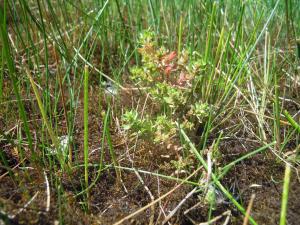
26,69 -> 59,149
36,0 -> 51,120
177,15 -> 183,57
204,2 -> 216,63
74,107 -> 111,197
284,0 -> 290,48
205,27 -> 225,100
0,47 -> 4,101
83,65 -> 89,208
258,30 -> 271,142
297,39 -> 300,59
273,51 -> 281,152
280,163 -> 291,225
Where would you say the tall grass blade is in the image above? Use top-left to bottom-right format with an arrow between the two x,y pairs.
83,65 -> 89,208
26,69 -> 59,149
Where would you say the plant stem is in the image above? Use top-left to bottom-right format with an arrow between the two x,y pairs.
280,163 -> 291,225
83,65 -> 89,209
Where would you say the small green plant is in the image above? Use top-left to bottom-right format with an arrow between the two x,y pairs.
170,156 -> 195,172
153,115 -> 176,143
122,31 -> 211,144
122,110 -> 153,135
121,111 -> 176,143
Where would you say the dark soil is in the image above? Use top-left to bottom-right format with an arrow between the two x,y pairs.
1,86 -> 300,225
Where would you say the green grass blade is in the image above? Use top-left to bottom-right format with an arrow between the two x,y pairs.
283,110 -> 300,133
280,163 -> 291,225
83,65 -> 89,207
26,69 -> 59,149
219,141 -> 276,179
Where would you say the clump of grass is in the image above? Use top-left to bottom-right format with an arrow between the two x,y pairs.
0,2 -> 35,159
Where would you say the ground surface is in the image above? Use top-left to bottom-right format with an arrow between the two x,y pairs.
1,87 -> 299,224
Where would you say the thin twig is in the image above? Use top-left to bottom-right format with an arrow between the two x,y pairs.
134,170 -> 155,225
13,192 -> 40,219
199,210 -> 231,225
0,158 -> 26,180
162,187 -> 197,224
243,194 -> 256,225
113,168 -> 201,225
43,170 -> 50,212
